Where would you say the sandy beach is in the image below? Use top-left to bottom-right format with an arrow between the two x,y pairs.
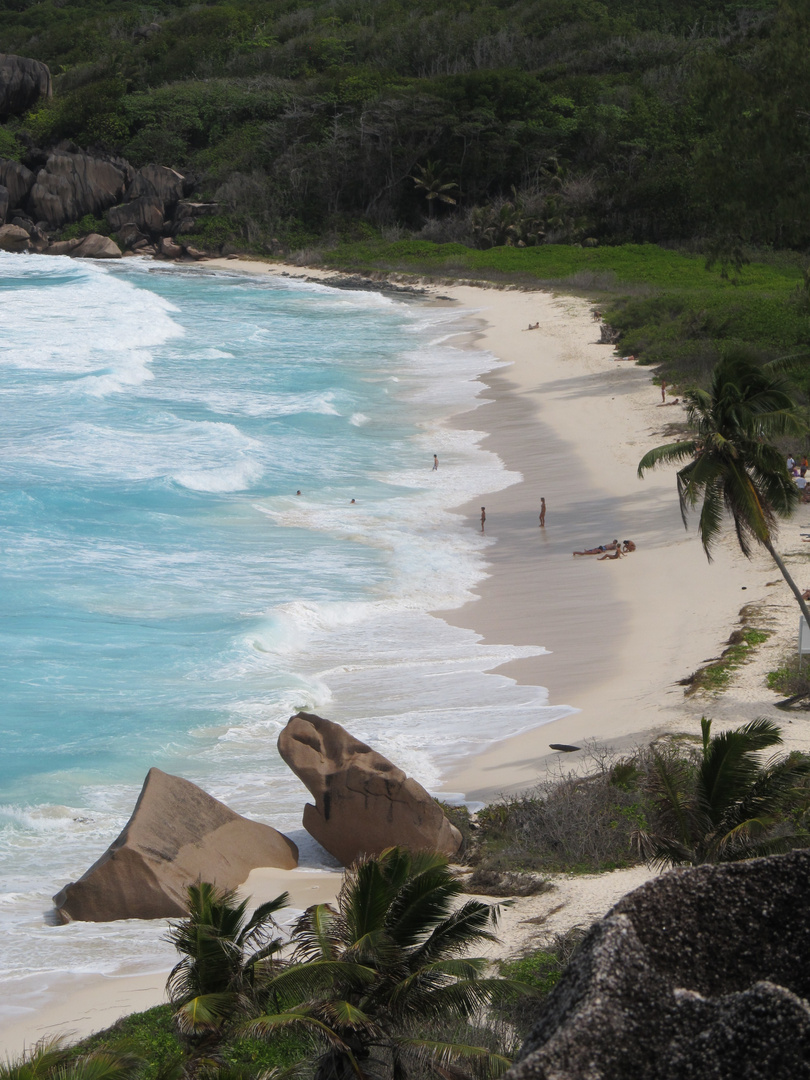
4,254 -> 807,1055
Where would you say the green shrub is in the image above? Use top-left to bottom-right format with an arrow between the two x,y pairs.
0,126 -> 24,161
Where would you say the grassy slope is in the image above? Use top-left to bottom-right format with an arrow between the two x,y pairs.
321,240 -> 810,384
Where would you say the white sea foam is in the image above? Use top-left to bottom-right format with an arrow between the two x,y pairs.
0,260 -> 571,992
0,253 -> 182,396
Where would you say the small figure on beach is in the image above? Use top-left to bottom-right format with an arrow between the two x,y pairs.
787,454 -> 796,472
350,498 -> 356,504
523,322 -> 540,330
622,539 -> 636,552
616,354 -> 635,361
598,547 -> 624,560
433,454 -> 439,470
802,456 -> 808,478
573,540 -> 619,556
657,398 -> 680,407
296,490 -> 302,496
539,497 -> 546,527
661,380 -> 667,403
481,506 -> 486,531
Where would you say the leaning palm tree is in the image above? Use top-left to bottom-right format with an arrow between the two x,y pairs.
246,847 -> 527,1080
166,882 -> 289,1040
638,716 -> 810,867
637,351 -> 810,624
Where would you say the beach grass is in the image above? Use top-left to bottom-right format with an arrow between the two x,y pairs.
321,240 -> 810,384
681,627 -> 772,696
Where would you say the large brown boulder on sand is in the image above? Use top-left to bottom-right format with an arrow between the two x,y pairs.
53,767 -> 298,922
277,712 -> 462,865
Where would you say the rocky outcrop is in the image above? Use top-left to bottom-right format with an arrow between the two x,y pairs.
506,849 -> 810,1080
29,152 -> 127,227
278,712 -> 462,865
53,767 -> 298,922
172,201 -> 221,235
0,223 -> 31,252
0,54 -> 52,119
158,236 -> 183,258
0,160 -> 36,209
108,195 -> 164,235
71,233 -> 122,258
126,164 -> 185,210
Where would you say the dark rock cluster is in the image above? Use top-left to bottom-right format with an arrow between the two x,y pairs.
506,850 -> 810,1080
0,144 -> 218,260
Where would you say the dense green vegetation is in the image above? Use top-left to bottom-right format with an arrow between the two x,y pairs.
464,720 -> 810,875
319,240 -> 810,383
2,0 -> 808,255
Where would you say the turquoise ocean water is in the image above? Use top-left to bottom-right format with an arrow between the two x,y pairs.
0,253 -> 570,993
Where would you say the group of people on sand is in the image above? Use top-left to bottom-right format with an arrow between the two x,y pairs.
573,539 -> 636,560
787,454 -> 810,501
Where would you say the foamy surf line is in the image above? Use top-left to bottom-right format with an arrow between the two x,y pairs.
0,257 -> 568,1033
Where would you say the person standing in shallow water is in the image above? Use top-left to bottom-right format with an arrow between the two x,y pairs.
480,507 -> 486,531
539,497 -> 546,527
433,454 -> 439,470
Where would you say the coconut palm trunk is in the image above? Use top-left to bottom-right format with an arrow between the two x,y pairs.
762,537 -> 810,628
638,352 -> 810,629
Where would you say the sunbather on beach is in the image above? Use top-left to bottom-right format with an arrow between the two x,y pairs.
622,540 -> 636,552
573,540 -> 619,556
596,548 -> 626,565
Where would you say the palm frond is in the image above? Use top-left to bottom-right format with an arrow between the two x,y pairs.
172,992 -> 235,1035
637,440 -> 699,478
393,1037 -> 512,1079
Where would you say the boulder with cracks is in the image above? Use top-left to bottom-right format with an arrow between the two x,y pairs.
505,849 -> 810,1080
277,712 -> 462,865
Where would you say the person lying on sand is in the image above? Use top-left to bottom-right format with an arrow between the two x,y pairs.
616,355 -> 636,361
657,398 -> 680,406
573,540 -> 619,556
523,322 -> 540,330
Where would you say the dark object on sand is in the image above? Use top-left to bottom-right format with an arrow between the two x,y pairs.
504,849 -> 810,1080
549,743 -> 581,752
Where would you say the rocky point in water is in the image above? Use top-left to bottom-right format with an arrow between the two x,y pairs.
53,767 -> 298,922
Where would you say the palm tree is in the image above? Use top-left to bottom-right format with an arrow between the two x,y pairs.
638,716 -> 810,867
637,351 -> 810,625
166,882 -> 289,1040
0,1039 -> 142,1080
410,162 -> 459,217
246,847 -> 526,1080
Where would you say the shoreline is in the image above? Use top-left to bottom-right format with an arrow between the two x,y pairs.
3,254 -> 806,1054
